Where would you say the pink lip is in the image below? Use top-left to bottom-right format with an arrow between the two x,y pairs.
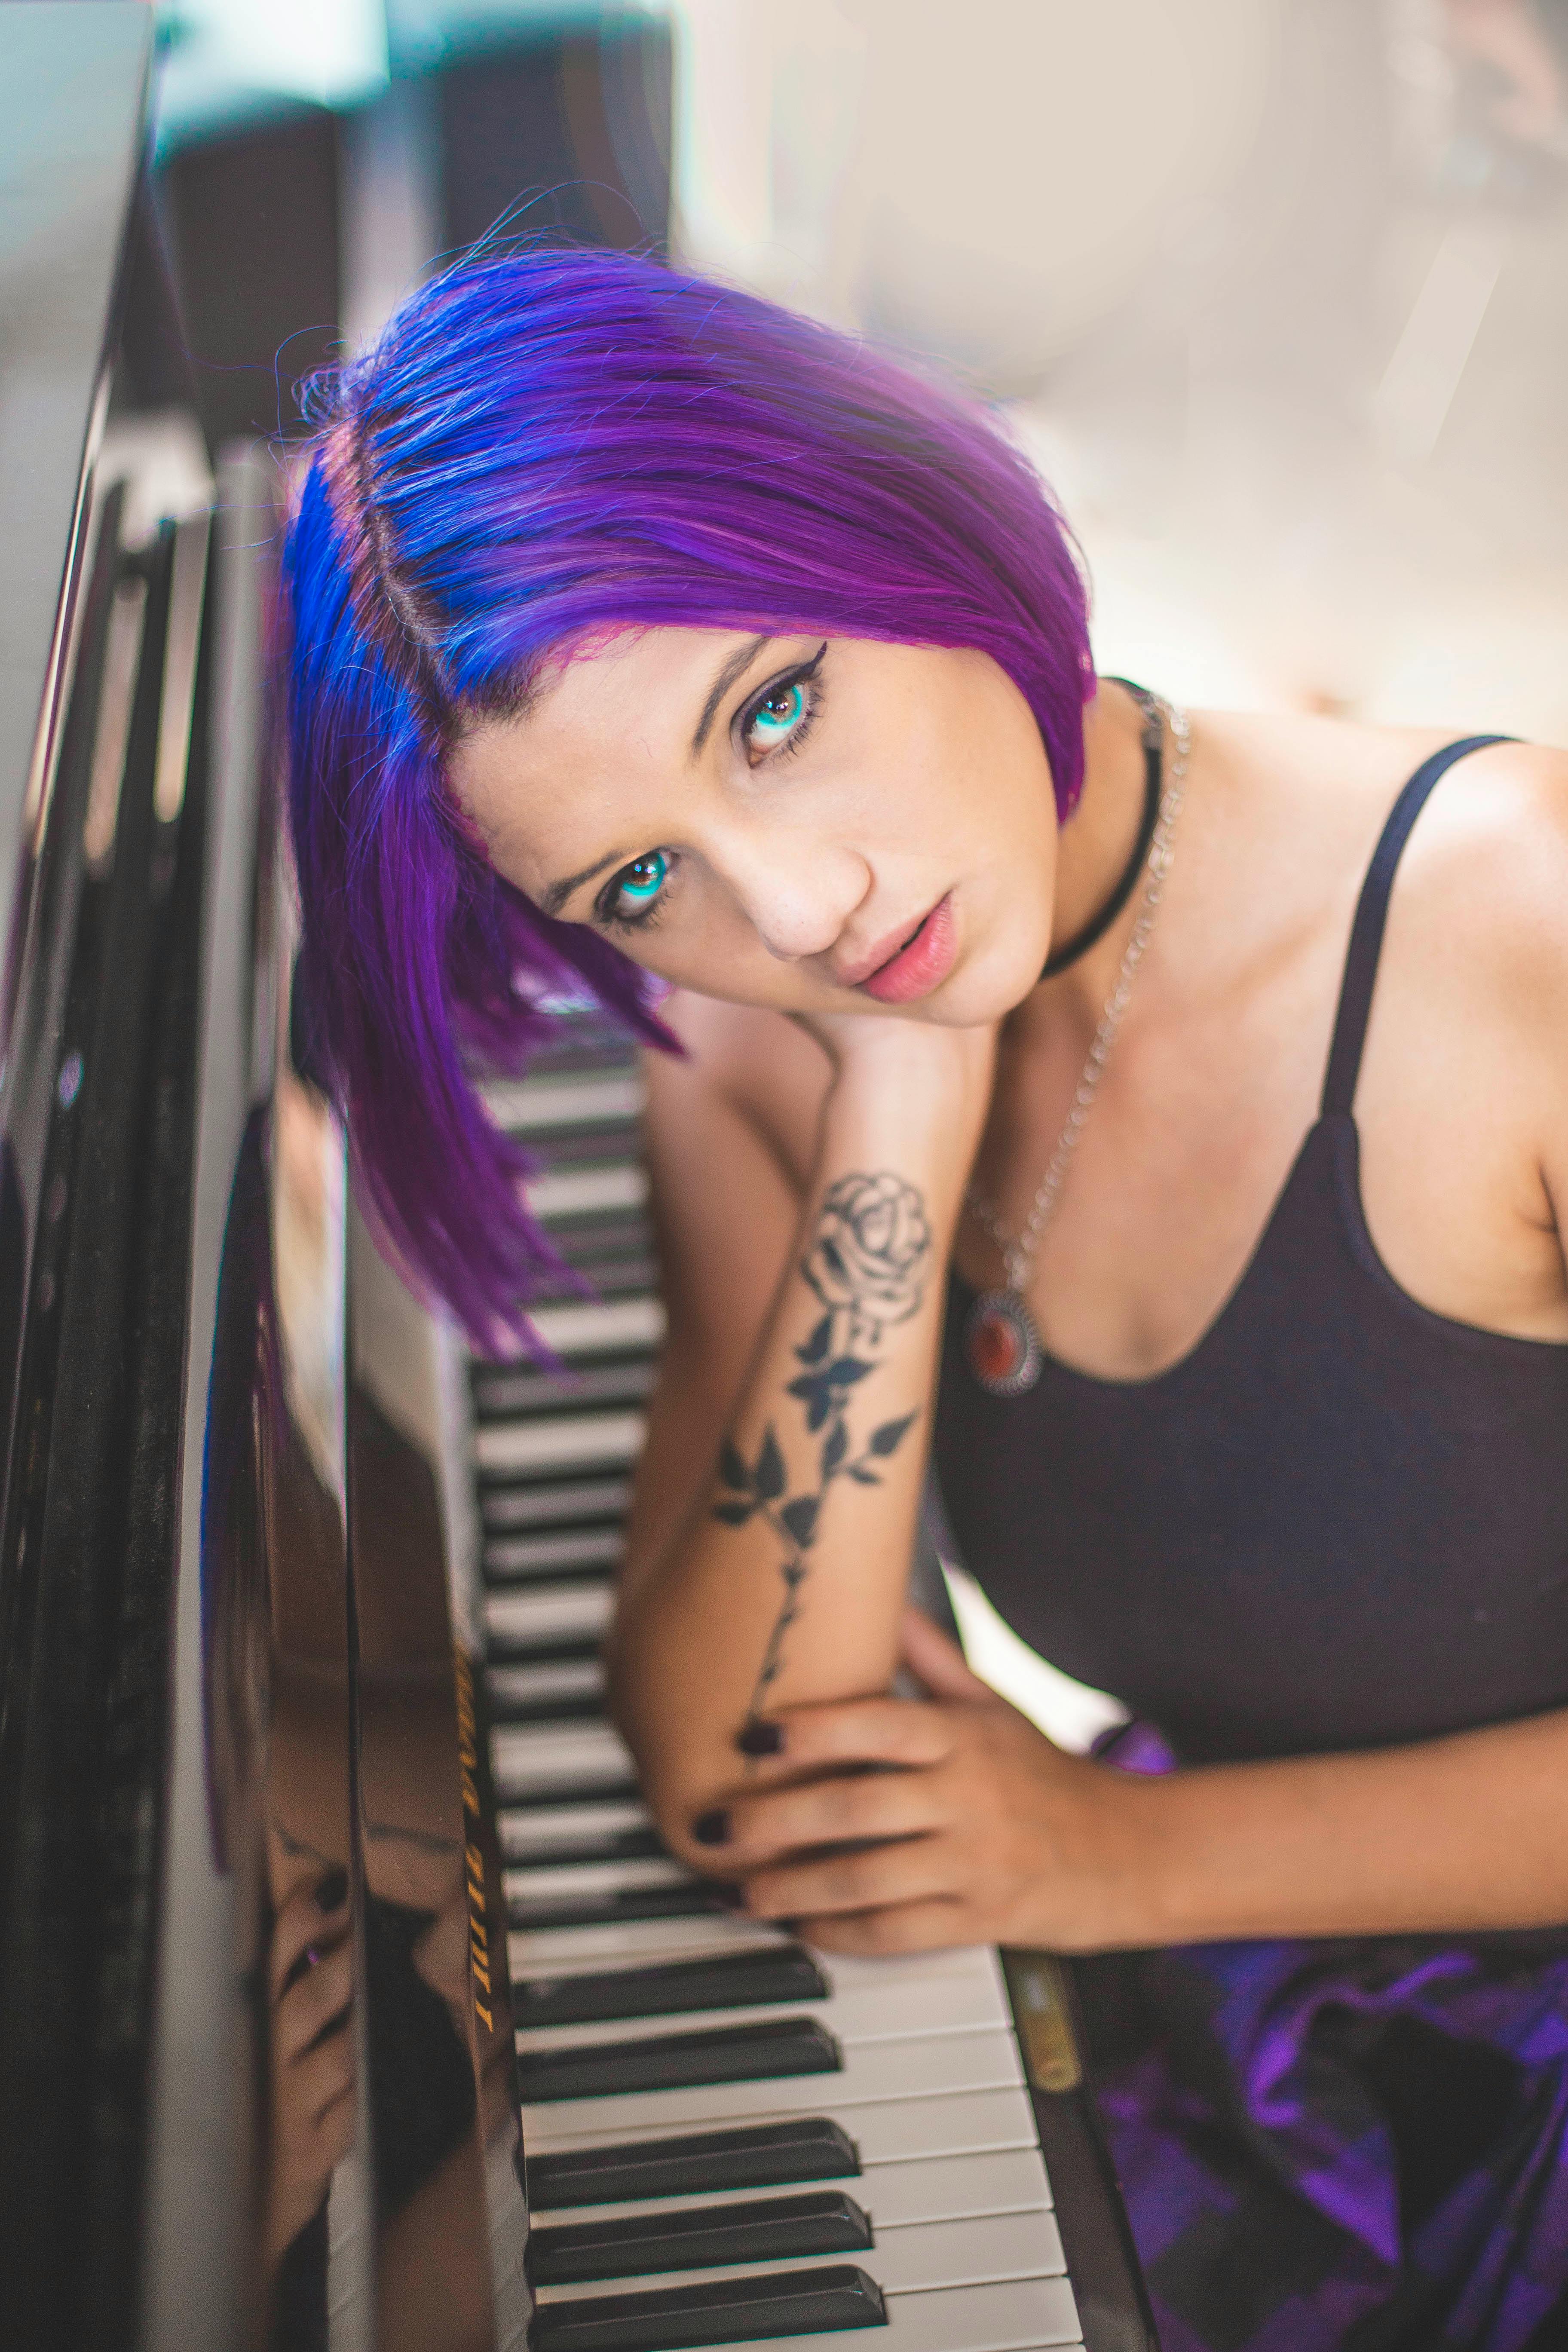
857,894 -> 958,1004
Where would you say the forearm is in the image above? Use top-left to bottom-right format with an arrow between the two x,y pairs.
609,1046 -> 985,1828
1093,1705 -> 1568,1949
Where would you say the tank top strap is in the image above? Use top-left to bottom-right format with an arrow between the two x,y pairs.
1319,736 -> 1513,1118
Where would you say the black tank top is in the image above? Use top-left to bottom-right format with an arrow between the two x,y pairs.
934,738 -> 1568,1765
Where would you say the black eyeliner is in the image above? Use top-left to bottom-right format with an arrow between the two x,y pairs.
737,641 -> 829,742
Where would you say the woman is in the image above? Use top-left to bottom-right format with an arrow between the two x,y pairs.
282,247 -> 1568,2349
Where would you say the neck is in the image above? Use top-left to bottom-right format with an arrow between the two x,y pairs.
1040,680 -> 1157,1014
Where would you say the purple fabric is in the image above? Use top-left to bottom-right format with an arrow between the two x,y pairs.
1090,1724 -> 1568,2350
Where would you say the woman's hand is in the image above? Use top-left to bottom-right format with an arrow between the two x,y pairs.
686,1607 -> 1145,1956
689,1611 -> 1568,1951
266,1872 -> 357,2265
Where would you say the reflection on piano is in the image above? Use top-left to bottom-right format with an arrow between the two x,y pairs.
0,13 -> 1155,2349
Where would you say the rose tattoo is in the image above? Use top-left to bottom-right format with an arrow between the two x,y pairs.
803,1173 -> 931,1344
713,1172 -> 931,1724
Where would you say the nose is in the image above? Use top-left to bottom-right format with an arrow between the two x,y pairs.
725,834 -> 870,964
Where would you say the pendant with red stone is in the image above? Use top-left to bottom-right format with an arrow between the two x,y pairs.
965,1289 -> 1044,1396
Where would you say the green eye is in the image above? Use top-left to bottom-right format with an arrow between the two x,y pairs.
609,850 -> 668,920
749,680 -> 805,745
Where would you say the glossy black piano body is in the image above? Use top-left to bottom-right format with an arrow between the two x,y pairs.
0,13 -> 1155,2349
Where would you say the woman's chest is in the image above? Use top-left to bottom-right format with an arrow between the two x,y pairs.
953,931 -> 1568,1383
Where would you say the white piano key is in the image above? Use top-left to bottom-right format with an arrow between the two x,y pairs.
509,1912 -> 788,1973
697,2276 -> 1084,2352
539,2145 -> 1053,2230
526,1162 -> 647,1219
483,1475 -> 634,1531
514,1946 -> 1009,2053
489,1658 -> 605,1709
475,1410 -> 645,1477
510,1941 -> 1004,2000
534,2208 -> 1067,2306
484,1583 -> 613,1646
521,2024 -> 1025,2144
866,2147 -> 1051,2225
486,1527 -> 623,1575
499,1800 -> 652,1861
524,1296 -> 665,1360
528,2086 -> 1041,2186
485,1071 -> 645,1132
492,1721 -> 634,1797
870,2209 -> 1066,2292
507,1856 -> 697,1906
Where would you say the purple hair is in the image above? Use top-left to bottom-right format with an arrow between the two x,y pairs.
281,246 -> 1093,1350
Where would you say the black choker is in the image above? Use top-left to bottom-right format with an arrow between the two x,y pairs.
1041,679 -> 1163,980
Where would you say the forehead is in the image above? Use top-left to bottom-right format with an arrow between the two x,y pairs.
449,624 -> 757,880
497,625 -> 759,760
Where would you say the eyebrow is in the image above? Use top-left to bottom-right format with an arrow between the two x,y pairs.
691,632 -> 772,757
539,848 -> 630,920
538,634 -> 776,918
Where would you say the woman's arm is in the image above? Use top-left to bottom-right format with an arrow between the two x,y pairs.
701,1608 -> 1568,1951
605,1007 -> 995,1852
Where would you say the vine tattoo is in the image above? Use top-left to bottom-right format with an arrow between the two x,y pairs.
712,1172 -> 933,1724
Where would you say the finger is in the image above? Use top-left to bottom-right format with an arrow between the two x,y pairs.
899,1605 -> 992,1701
738,1695 -> 955,1782
289,2022 -> 356,2130
711,1766 -> 948,1868
271,1874 -> 350,1999
742,1831 -> 960,1923
310,2078 -> 357,2171
276,1940 -> 354,2064
802,1899 -> 972,1957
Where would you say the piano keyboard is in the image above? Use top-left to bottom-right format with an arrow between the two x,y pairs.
469,1020 -> 1093,2352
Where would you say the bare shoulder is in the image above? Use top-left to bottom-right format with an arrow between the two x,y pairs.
651,991 -> 832,1192
1390,737 -> 1568,1020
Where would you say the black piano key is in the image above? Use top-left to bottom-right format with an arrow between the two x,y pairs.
518,2017 -> 841,2104
491,1693 -> 611,1731
487,1632 -> 614,1669
527,2190 -> 874,2286
516,1946 -> 828,2030
484,1544 -> 624,1588
500,1777 -> 642,1814
527,2120 -> 861,2211
508,1884 -> 735,1934
474,1360 -> 656,1417
480,1476 -> 633,1532
523,1259 -> 655,1304
527,2264 -> 885,2352
506,1828 -> 668,1871
490,1694 -> 610,1728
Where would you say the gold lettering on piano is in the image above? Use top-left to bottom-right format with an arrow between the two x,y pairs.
453,1646 -> 495,2034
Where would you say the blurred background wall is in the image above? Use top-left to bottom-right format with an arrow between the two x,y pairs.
138,0 -> 1568,1732
145,0 -> 1568,741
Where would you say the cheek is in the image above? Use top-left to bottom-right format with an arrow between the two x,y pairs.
603,903 -> 783,1002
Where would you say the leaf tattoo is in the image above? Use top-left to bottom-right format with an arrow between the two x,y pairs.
711,1172 -> 932,1729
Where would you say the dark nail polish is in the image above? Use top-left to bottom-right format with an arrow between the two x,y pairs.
736,1718 -> 784,1758
315,1866 -> 349,1914
692,1807 -> 730,1847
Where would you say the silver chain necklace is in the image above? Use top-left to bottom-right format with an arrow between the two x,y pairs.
964,697 -> 1191,1396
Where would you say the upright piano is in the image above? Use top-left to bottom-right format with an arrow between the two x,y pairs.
0,15 -> 1155,2350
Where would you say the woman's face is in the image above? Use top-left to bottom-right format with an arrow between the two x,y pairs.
451,629 -> 1060,1025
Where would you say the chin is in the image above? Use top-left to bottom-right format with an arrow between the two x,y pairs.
936,933 -> 1043,1025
